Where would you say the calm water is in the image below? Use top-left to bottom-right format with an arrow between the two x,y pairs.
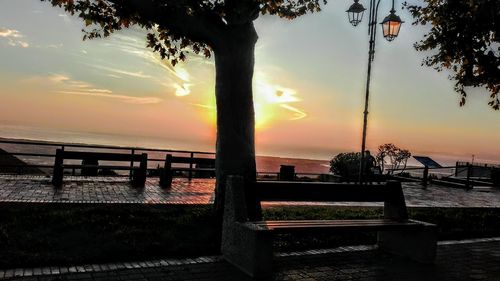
1,124 -> 497,172
0,125 -> 331,174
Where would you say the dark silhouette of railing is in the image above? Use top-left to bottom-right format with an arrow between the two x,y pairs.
389,162 -> 498,189
0,138 -> 214,177
0,138 -> 329,181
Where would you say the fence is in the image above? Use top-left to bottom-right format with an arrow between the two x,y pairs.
0,139 -> 328,181
0,138 -> 214,177
389,161 -> 499,188
455,161 -> 499,178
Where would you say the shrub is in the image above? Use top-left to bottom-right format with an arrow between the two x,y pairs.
330,152 -> 361,181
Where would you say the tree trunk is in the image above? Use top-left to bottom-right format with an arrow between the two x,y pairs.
212,22 -> 262,223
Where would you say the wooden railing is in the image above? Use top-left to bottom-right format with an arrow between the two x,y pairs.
0,138 -> 333,181
0,138 -> 214,177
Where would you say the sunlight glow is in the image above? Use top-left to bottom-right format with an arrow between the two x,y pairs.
193,75 -> 307,130
174,83 -> 191,97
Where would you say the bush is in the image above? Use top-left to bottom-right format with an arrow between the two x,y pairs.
330,152 -> 361,181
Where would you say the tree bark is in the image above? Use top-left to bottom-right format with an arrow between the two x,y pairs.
212,22 -> 262,223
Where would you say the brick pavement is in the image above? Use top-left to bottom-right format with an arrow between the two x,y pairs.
2,238 -> 500,280
0,175 -> 214,204
1,175 -> 500,207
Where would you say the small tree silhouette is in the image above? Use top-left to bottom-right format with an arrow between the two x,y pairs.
376,143 -> 411,174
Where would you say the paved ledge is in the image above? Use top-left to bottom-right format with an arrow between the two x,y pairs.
2,237 -> 500,280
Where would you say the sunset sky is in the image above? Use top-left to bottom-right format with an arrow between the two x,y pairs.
1,0 -> 499,163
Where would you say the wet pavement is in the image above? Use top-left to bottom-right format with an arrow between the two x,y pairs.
1,175 -> 499,207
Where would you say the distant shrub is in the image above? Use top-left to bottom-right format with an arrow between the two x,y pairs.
330,152 -> 361,181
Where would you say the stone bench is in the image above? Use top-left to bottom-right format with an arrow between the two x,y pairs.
159,154 -> 215,187
221,176 -> 437,278
52,149 -> 148,188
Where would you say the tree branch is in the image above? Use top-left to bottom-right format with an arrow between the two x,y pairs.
112,0 -> 225,46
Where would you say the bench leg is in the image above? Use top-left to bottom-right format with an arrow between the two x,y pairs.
131,153 -> 147,188
52,149 -> 64,187
131,172 -> 146,188
222,224 -> 273,279
131,170 -> 146,188
377,222 -> 437,263
159,168 -> 173,188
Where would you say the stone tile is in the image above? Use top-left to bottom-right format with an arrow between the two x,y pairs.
4,241 -> 500,281
2,175 -> 500,208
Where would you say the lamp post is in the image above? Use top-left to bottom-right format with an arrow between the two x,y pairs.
346,0 -> 403,184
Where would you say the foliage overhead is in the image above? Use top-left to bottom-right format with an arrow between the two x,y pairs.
404,0 -> 500,109
42,0 -> 327,66
375,143 -> 411,174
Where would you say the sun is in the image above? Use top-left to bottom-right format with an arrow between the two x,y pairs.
195,76 -> 307,130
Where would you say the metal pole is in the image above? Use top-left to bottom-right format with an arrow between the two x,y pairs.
359,0 -> 381,185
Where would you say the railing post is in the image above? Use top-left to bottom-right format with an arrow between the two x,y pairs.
455,161 -> 458,177
188,152 -> 194,180
130,149 -> 135,179
466,163 -> 472,189
52,149 -> 64,187
422,166 -> 429,188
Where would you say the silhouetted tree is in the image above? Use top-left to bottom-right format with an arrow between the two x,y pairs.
376,143 -> 411,174
405,0 -> 500,109
41,0 -> 327,220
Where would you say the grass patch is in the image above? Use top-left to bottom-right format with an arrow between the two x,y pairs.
0,203 -> 218,269
1,203 -> 500,268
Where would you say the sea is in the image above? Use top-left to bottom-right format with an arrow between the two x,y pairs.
1,124 -> 497,174
0,125 -> 332,174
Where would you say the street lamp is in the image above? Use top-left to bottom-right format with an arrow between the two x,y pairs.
346,0 -> 403,184
346,0 -> 366,27
381,8 -> 403,41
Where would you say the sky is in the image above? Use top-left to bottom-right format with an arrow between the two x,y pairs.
0,0 -> 499,164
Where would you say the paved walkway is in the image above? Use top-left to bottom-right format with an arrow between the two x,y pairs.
1,175 -> 500,207
2,238 -> 500,280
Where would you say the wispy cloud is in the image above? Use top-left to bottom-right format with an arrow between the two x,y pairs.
174,83 -> 192,97
0,27 -> 29,48
280,104 -> 307,120
59,90 -> 162,104
103,33 -> 195,96
254,73 -> 308,121
0,28 -> 22,38
45,73 -> 161,104
46,43 -> 64,49
90,64 -> 153,79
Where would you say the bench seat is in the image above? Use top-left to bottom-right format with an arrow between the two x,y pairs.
62,164 -> 142,170
52,149 -> 148,187
160,154 -> 215,187
172,167 -> 215,172
244,219 -> 425,232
